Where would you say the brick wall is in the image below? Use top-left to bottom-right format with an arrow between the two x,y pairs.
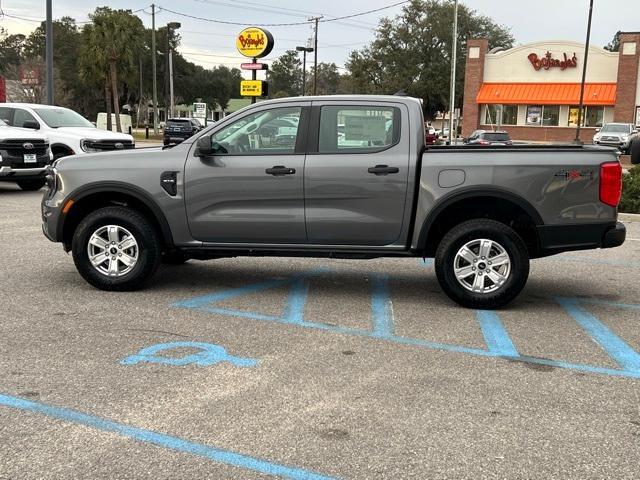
613,33 -> 640,123
479,124 -> 597,143
462,39 -> 488,137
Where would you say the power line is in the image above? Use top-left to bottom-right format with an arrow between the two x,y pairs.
157,1 -> 409,27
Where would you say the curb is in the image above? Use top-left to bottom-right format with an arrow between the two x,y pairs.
619,213 -> 640,222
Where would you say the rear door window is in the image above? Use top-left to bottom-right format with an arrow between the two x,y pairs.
0,107 -> 14,125
483,132 -> 510,141
318,106 -> 400,153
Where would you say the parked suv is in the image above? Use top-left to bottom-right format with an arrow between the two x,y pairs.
0,103 -> 134,160
0,118 -> 52,190
464,130 -> 513,146
593,123 -> 638,154
163,118 -> 203,145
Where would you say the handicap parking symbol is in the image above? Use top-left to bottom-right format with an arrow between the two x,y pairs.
121,341 -> 258,368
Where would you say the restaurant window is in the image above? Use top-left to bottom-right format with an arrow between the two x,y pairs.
526,105 -> 542,126
485,104 -> 517,126
584,106 -> 605,127
567,106 -> 605,127
502,105 -> 518,125
542,106 -> 560,126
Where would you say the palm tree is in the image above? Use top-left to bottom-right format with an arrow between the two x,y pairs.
79,8 -> 144,133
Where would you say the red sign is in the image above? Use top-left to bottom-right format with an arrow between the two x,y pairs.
528,51 -> 577,71
19,66 -> 42,86
241,62 -> 268,71
0,76 -> 5,103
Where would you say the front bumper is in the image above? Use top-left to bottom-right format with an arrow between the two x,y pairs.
0,165 -> 49,179
536,221 -> 626,256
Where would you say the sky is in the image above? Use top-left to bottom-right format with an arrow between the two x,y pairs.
1,0 -> 639,77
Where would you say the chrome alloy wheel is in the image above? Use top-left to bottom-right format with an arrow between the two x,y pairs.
453,239 -> 511,294
87,225 -> 139,277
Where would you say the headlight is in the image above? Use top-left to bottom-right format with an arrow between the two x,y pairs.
48,146 -> 54,161
80,139 -> 100,153
45,167 -> 58,193
620,135 -> 629,142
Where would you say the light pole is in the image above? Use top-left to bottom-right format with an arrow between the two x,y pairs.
296,46 -> 314,96
45,0 -> 53,104
448,0 -> 459,145
575,0 -> 594,144
167,22 -> 181,119
151,4 -> 158,134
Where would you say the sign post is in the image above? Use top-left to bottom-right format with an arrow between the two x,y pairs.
236,27 -> 274,104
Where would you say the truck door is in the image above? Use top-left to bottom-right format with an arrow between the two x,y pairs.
185,103 -> 310,244
304,102 -> 410,246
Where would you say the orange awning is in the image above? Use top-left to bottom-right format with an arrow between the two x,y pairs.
476,82 -> 616,106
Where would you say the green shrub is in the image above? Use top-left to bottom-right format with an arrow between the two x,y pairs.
620,166 -> 640,213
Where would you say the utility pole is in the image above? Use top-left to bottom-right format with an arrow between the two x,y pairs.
138,57 -> 143,128
45,0 -> 54,104
296,46 -> 314,96
575,0 -> 594,144
151,4 -> 158,135
448,0 -> 459,145
308,16 -> 323,95
166,22 -> 181,119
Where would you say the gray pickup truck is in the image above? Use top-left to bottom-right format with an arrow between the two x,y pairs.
41,95 -> 626,308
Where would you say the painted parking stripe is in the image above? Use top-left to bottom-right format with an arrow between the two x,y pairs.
371,274 -> 394,337
557,297 -> 640,373
0,393 -> 335,480
476,310 -> 519,356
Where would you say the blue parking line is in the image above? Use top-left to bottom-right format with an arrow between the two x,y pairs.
557,297 -> 640,373
371,274 -> 394,337
577,298 -> 640,311
476,310 -> 519,357
283,277 -> 310,324
0,394 -> 335,480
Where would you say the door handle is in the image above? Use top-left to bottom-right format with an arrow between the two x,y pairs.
368,164 -> 399,175
265,165 -> 296,176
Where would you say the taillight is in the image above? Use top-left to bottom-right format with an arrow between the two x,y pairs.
599,162 -> 622,207
479,140 -> 490,145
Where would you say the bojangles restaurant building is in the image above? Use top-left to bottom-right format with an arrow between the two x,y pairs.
462,32 -> 640,142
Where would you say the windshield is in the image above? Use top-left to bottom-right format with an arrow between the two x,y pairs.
484,132 -> 510,141
601,124 -> 631,133
33,107 -> 93,128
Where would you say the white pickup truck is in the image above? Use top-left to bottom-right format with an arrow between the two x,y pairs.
0,103 -> 135,161
0,119 -> 52,190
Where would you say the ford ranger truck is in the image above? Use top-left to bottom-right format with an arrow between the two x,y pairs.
0,119 -> 52,190
41,95 -> 626,309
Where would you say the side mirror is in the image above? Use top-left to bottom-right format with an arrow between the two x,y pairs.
196,136 -> 213,156
23,121 -> 40,130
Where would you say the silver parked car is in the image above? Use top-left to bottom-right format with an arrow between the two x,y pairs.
593,123 -> 639,154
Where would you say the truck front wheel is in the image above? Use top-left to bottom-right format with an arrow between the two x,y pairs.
71,206 -> 162,291
434,219 -> 530,309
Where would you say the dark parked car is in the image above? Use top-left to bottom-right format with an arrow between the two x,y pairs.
464,130 -> 513,146
163,118 -> 203,145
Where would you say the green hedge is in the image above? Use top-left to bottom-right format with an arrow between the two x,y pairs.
620,166 -> 640,214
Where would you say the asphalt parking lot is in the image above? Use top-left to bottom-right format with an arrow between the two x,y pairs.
1,183 -> 640,479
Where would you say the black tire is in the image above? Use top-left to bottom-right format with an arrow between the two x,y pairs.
630,137 -> 640,165
71,206 -> 162,291
161,250 -> 190,265
434,219 -> 530,309
16,178 -> 46,191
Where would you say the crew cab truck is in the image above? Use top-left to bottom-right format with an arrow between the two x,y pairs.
0,119 -> 52,190
41,95 -> 626,309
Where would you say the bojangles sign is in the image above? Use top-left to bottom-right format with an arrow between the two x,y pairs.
528,51 -> 578,71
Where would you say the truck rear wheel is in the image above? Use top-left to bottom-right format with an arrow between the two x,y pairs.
434,219 -> 530,309
71,206 -> 161,291
17,179 -> 46,191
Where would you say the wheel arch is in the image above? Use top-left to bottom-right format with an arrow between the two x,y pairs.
417,187 -> 544,258
50,143 -> 75,157
59,182 -> 174,251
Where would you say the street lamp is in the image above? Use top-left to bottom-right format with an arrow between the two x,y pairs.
296,46 -> 314,96
167,22 -> 181,120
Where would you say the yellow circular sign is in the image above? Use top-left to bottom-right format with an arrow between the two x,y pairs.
236,27 -> 274,59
